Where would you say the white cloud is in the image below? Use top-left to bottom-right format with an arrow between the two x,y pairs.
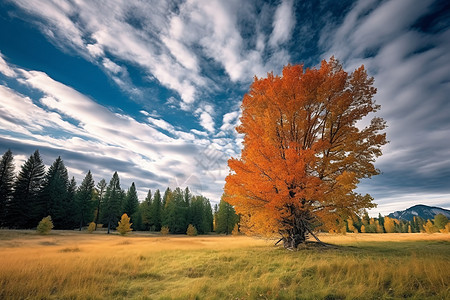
199,111 -> 215,133
0,52 -> 17,77
0,56 -> 234,201
220,110 -> 240,131
269,0 -> 296,47
102,58 -> 123,74
320,0 -> 450,210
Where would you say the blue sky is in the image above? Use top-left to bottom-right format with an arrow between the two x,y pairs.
0,0 -> 449,216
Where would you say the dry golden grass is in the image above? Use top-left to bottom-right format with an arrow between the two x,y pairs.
0,230 -> 449,299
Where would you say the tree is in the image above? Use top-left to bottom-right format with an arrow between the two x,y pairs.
7,150 -> 46,228
0,150 -> 15,225
116,213 -> 132,235
102,172 -> 124,234
224,58 -> 387,248
423,219 -> 438,234
37,215 -> 54,234
39,157 -> 70,229
186,224 -> 198,236
189,195 -> 214,234
150,189 -> 162,231
163,187 -> 188,233
94,179 -> 106,230
433,214 -> 448,230
141,190 -> 152,230
64,176 -> 77,229
384,216 -> 395,233
76,171 -> 95,230
216,197 -> 239,234
123,182 -> 139,228
347,218 -> 358,233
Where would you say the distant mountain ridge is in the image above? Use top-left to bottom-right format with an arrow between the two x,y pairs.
387,204 -> 450,221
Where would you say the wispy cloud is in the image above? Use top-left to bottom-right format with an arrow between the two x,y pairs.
321,0 -> 450,213
269,0 -> 296,47
0,57 -> 234,200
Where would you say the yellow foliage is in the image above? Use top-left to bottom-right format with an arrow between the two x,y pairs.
423,219 -> 438,234
232,224 -> 240,236
37,216 -> 54,235
439,223 -> 450,234
116,214 -> 132,236
347,218 -> 358,233
384,217 -> 395,233
361,225 -> 366,233
186,224 -> 197,236
160,226 -> 169,235
87,222 -> 96,233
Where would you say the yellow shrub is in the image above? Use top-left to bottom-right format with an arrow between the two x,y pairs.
186,224 -> 198,236
160,226 -> 170,235
116,214 -> 132,236
87,222 -> 96,233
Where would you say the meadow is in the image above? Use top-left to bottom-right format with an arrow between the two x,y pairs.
0,230 -> 449,299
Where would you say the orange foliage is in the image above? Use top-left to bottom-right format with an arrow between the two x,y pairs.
225,57 -> 386,243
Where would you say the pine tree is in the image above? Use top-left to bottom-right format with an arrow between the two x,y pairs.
0,149 -> 15,225
8,150 -> 46,228
94,179 -> 106,230
123,182 -> 139,228
64,176 -> 77,229
163,187 -> 188,234
76,171 -> 95,230
141,190 -> 152,230
101,172 -> 124,234
216,197 -> 239,235
213,203 -> 219,231
150,189 -> 162,231
202,198 -> 214,234
39,157 -> 70,229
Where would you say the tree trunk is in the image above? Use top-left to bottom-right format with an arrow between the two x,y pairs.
279,207 -> 320,249
79,212 -> 83,231
95,201 -> 101,230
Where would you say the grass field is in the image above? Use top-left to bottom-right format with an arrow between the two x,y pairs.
0,230 -> 449,299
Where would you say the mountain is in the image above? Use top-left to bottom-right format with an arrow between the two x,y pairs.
388,204 -> 450,221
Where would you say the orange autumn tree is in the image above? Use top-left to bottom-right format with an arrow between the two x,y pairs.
224,57 -> 387,249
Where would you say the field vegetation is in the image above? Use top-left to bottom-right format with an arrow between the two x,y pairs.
0,230 -> 449,299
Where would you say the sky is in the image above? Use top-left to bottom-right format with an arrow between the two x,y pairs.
0,0 -> 449,216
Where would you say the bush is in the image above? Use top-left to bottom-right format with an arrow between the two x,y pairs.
160,226 -> 169,235
186,224 -> 197,236
37,216 -> 54,235
87,222 -> 96,233
116,214 -> 132,235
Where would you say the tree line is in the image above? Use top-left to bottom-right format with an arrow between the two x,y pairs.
328,212 -> 449,234
0,149 -> 239,234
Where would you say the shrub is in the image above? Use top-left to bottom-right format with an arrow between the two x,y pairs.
87,222 -> 96,233
116,214 -> 132,235
160,226 -> 169,235
186,224 -> 197,236
37,216 -> 54,235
